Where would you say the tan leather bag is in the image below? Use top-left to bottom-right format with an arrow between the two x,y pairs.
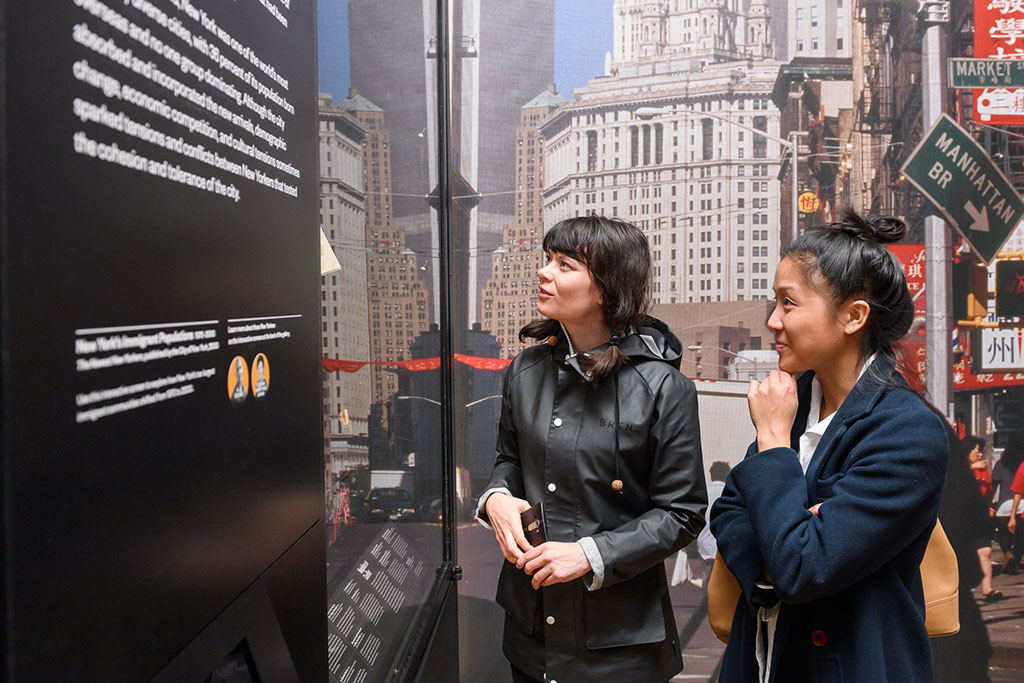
707,518 -> 959,644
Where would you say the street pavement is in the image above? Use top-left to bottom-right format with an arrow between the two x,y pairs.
983,550 -> 1024,682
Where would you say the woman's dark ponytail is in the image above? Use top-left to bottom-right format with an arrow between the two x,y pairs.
583,331 -> 625,381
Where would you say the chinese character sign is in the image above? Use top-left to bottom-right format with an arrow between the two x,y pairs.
975,0 -> 1024,124
889,244 -> 927,387
889,244 -> 927,315
797,191 -> 820,214
980,328 -> 1024,370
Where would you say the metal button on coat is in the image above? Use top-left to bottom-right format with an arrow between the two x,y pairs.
553,417 -> 563,427
546,615 -> 555,625
547,483 -> 556,492
811,630 -> 828,647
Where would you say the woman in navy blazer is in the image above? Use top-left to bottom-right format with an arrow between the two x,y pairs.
711,209 -> 949,682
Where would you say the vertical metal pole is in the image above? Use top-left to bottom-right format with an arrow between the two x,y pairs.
791,130 -> 799,244
435,0 -> 459,571
921,7 -> 953,422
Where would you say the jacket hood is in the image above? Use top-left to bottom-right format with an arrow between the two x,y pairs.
548,316 -> 683,372
619,317 -> 683,369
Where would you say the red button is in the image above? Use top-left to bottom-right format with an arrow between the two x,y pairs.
811,630 -> 828,647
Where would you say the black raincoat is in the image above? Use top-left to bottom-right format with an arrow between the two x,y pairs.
479,318 -> 707,683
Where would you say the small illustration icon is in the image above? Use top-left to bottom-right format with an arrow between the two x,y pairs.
251,353 -> 270,399
227,356 -> 249,404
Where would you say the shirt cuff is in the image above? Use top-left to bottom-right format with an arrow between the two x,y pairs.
578,536 -> 605,591
475,487 -> 512,530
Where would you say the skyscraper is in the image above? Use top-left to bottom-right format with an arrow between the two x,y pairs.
543,0 -> 783,304
348,0 -> 554,323
481,86 -> 567,357
319,94 -> 371,436
339,90 -> 431,408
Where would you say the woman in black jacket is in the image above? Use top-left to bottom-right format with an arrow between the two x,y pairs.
476,215 -> 707,683
711,210 -> 949,682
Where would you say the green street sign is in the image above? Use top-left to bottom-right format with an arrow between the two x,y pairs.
902,114 -> 1024,264
949,58 -> 1024,89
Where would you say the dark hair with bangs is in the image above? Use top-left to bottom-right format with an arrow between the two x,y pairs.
782,207 -> 914,388
520,215 -> 651,381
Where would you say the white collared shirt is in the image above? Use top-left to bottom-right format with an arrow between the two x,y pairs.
797,353 -> 877,474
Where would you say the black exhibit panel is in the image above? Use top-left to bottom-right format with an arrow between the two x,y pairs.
1,1 -> 324,681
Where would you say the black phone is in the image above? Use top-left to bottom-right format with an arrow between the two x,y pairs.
520,502 -> 547,546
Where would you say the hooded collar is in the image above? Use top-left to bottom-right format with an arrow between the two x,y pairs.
547,316 -> 683,378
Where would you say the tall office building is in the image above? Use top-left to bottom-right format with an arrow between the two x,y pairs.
481,87 -> 567,358
543,0 -> 782,304
788,0 -> 852,59
318,94 -> 371,437
348,0 -> 554,323
339,90 -> 431,408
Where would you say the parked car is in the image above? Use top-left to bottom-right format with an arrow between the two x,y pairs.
365,487 -> 416,523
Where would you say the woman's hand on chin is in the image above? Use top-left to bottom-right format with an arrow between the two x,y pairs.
748,370 -> 798,452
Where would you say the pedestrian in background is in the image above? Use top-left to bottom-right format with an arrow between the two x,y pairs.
965,436 -> 1000,600
992,446 -> 1024,575
477,215 -> 707,683
711,209 -> 948,682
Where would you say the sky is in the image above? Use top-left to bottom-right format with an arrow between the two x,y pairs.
317,0 -> 615,103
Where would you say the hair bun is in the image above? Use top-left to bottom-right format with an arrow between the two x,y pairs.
839,207 -> 906,244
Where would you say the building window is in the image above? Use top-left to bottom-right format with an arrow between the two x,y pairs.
702,118 -> 714,161
753,116 -> 767,158
587,131 -> 598,172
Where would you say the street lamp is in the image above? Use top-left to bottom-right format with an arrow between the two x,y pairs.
396,394 -> 501,408
635,107 -> 809,243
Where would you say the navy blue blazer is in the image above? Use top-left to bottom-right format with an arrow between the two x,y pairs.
710,359 -> 949,683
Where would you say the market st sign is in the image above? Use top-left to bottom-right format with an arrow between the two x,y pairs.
951,58 -> 1024,88
901,114 -> 1024,264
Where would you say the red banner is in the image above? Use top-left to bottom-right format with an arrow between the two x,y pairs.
974,0 -> 1024,124
322,355 -> 511,372
322,358 -> 368,373
394,357 -> 442,371
454,354 -> 513,370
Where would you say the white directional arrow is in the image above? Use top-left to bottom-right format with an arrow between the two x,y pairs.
965,201 -> 990,233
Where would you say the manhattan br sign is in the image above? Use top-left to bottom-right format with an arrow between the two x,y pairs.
902,114 -> 1024,264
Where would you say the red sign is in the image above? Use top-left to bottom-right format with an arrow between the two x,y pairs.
974,0 -> 1024,124
887,244 -> 1024,390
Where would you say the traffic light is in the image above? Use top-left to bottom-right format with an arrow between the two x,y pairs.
995,260 -> 1024,318
953,254 -> 988,321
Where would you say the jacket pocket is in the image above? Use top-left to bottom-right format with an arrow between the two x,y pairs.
583,565 -> 667,649
496,563 -> 539,634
